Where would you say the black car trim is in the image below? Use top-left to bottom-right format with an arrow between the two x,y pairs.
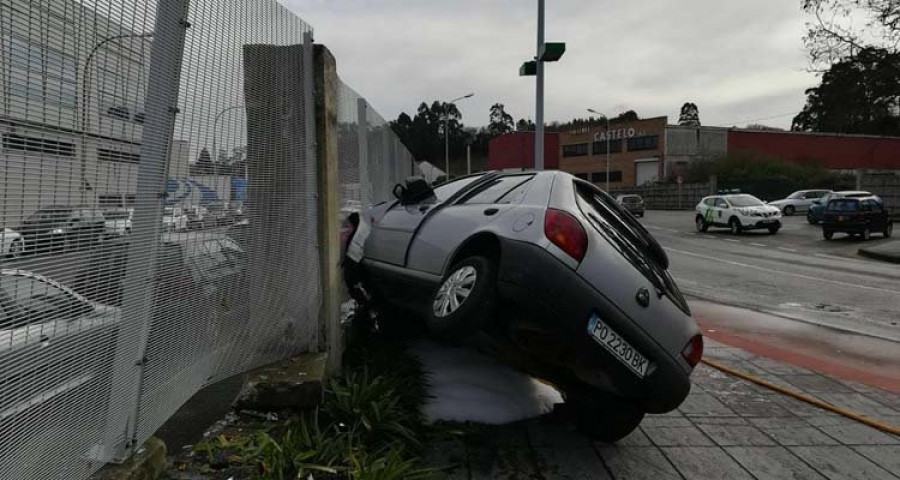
361,258 -> 442,286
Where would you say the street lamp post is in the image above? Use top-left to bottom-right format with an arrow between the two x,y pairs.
443,93 -> 474,179
80,32 -> 154,204
587,108 -> 611,192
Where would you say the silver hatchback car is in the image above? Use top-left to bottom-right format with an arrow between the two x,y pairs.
342,171 -> 702,441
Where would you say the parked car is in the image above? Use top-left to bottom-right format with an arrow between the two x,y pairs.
695,194 -> 782,234
1,228 -> 25,259
767,189 -> 831,215
18,206 -> 106,253
185,205 -> 209,230
204,202 -> 229,226
103,208 -> 133,238
0,269 -> 120,476
616,194 -> 645,217
162,206 -> 189,232
822,196 -> 893,241
342,172 -> 702,442
807,190 -> 871,224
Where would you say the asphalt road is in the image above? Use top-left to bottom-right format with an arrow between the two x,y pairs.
640,210 -> 900,342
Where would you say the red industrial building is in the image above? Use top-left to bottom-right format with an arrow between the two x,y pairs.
487,120 -> 900,187
487,131 -> 560,170
728,130 -> 900,171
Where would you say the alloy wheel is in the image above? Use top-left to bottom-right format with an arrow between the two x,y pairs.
433,266 -> 477,318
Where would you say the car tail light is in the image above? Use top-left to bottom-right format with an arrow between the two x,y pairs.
681,335 -> 704,368
544,209 -> 587,262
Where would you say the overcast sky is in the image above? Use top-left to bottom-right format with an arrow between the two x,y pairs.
282,0 -> 819,129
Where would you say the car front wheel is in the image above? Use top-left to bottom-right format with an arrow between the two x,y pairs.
729,218 -> 742,235
427,256 -> 496,340
566,387 -> 645,442
862,228 -> 871,241
784,205 -> 795,216
885,223 -> 894,238
768,225 -> 780,234
823,230 -> 834,240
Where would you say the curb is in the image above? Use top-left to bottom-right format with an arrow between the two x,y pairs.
858,248 -> 900,264
90,437 -> 167,480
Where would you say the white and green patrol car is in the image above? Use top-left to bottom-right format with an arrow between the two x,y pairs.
695,194 -> 782,234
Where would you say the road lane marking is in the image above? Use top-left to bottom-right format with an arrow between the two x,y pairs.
778,247 -> 797,252
749,243 -> 767,247
665,247 -> 900,295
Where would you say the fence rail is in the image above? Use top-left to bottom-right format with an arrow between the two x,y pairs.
0,1 -> 414,478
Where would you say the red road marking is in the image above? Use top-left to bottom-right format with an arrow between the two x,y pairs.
698,318 -> 900,394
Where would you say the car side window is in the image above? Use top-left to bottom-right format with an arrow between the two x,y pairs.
460,175 -> 533,205
715,198 -> 728,208
703,198 -> 715,206
804,192 -> 819,199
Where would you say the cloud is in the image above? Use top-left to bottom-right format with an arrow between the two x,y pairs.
282,0 -> 818,129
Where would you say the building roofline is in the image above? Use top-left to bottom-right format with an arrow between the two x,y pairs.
666,123 -> 900,141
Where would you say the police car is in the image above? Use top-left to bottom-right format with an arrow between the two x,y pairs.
695,194 -> 782,234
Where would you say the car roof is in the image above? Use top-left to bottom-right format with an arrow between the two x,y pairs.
836,190 -> 871,196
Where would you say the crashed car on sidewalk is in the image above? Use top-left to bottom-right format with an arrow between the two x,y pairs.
342,171 -> 702,441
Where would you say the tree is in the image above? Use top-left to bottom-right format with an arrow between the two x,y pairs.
611,110 -> 639,122
743,124 -> 785,131
516,118 -> 536,131
678,102 -> 701,126
488,103 -> 515,136
791,48 -> 900,135
801,0 -> 900,68
194,147 -> 214,174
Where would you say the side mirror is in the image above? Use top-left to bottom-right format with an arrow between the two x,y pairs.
397,176 -> 434,205
812,200 -> 821,205
392,183 -> 407,200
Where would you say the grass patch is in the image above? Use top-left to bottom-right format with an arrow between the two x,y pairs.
176,313 -> 442,480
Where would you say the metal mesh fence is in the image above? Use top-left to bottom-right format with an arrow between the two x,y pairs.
337,79 -> 417,212
0,0 -> 319,478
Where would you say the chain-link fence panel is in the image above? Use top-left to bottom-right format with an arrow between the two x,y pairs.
0,0 -> 318,478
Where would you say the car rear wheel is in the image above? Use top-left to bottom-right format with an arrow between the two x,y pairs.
807,213 -> 817,224
729,218 -> 742,235
695,216 -> 709,233
8,238 -> 24,258
823,230 -> 834,240
784,205 -> 795,216
566,387 -> 645,442
427,256 -> 496,340
862,228 -> 871,241
885,223 -> 894,238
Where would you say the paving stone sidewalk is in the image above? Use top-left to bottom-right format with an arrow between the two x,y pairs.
426,339 -> 900,479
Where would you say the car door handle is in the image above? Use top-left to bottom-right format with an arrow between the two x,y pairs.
483,208 -> 499,216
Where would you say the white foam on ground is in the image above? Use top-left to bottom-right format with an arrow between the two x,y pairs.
408,340 -> 564,424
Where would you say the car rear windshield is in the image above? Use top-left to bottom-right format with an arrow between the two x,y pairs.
827,199 -> 860,211
727,195 -> 764,207
574,182 -> 689,314
621,196 -> 641,204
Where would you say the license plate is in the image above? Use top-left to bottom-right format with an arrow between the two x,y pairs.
587,314 -> 649,378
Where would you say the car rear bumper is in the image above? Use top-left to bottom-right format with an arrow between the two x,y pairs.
823,220 -> 869,232
496,238 -> 692,413
741,218 -> 781,230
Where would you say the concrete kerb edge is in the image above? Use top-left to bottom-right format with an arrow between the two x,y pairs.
857,247 -> 900,265
90,437 -> 167,480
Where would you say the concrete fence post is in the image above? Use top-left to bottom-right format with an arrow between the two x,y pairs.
313,44 -> 343,374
